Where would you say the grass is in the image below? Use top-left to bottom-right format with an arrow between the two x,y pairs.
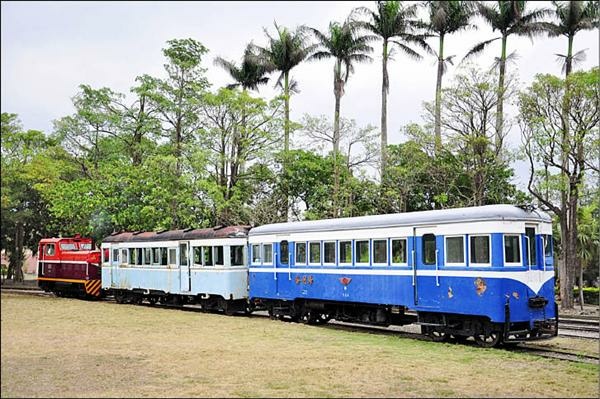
1,292 -> 598,398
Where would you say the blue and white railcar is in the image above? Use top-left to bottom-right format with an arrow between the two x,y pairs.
248,205 -> 557,347
101,226 -> 251,313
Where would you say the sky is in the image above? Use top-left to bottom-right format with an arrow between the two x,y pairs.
1,1 -> 599,188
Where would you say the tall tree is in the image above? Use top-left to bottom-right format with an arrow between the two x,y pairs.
464,1 -> 550,149
249,22 -> 315,154
353,1 -> 430,174
304,19 -> 374,216
519,69 -> 599,309
426,0 -> 476,153
214,44 -> 271,91
543,1 -> 599,77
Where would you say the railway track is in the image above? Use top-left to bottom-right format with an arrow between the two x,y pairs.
2,287 -> 598,364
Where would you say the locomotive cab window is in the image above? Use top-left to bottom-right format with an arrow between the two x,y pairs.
231,245 -> 244,266
295,242 -> 307,265
339,241 -> 352,265
422,234 -> 436,265
391,239 -> 407,265
504,234 -> 521,266
355,240 -> 369,264
470,235 -> 491,266
45,244 -> 55,256
373,239 -> 387,265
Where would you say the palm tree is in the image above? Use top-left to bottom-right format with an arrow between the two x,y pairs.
249,22 -> 315,153
214,44 -> 271,91
304,18 -> 375,217
543,1 -> 599,77
353,1 -> 430,175
464,1 -> 550,149
426,1 -> 476,153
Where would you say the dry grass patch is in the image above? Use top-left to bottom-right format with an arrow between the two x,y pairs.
1,293 -> 598,398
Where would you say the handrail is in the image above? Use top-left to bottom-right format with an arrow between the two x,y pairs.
435,249 -> 440,287
411,250 -> 416,286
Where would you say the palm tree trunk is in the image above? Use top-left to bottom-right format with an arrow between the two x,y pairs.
562,35 -> 574,302
565,35 -> 574,78
381,40 -> 389,176
284,71 -> 290,153
333,60 -> 342,217
495,35 -> 507,151
434,33 -> 445,155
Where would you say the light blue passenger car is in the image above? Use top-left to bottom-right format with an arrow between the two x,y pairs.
101,226 -> 250,313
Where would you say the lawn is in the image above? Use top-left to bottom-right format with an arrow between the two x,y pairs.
1,293 -> 598,398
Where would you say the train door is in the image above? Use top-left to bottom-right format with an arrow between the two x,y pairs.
179,241 -> 191,292
525,224 -> 540,270
413,226 -> 440,308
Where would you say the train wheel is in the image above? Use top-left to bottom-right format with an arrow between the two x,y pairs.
474,331 -> 502,348
148,297 -> 158,306
114,291 -> 126,304
429,330 -> 449,342
450,335 -> 469,344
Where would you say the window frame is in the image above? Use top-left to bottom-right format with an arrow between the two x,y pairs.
372,239 -> 388,266
308,241 -> 322,266
422,234 -> 437,266
230,245 -> 245,267
168,248 -> 177,265
503,234 -> 522,267
251,244 -> 261,264
143,248 -> 152,265
112,248 -> 120,265
262,243 -> 273,265
469,234 -> 492,267
214,245 -> 225,266
390,238 -> 408,266
323,241 -> 336,266
444,235 -> 465,267
338,240 -> 353,266
295,242 -> 307,265
355,240 -> 370,266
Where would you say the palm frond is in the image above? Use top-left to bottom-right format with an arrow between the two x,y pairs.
462,37 -> 500,63
390,40 -> 422,60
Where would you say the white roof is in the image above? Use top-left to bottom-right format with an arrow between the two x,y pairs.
249,205 -> 551,236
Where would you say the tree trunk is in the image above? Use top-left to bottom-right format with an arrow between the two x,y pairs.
333,60 -> 342,218
565,35 -> 573,78
434,34 -> 445,155
495,35 -> 507,151
283,71 -> 291,221
381,40 -> 389,177
559,218 -> 574,309
9,222 -> 25,283
578,260 -> 584,310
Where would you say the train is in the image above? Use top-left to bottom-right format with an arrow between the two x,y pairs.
37,204 -> 558,347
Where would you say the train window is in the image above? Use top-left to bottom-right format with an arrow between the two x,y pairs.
215,246 -> 224,266
136,249 -> 143,265
112,249 -> 119,263
373,240 -> 387,265
504,234 -> 521,266
203,246 -> 214,266
252,244 -> 261,263
355,240 -> 369,264
80,243 -> 92,250
391,239 -> 407,265
121,249 -> 128,264
151,248 -> 159,265
525,227 -> 536,266
160,248 -> 168,265
179,243 -> 188,266
263,244 -> 273,264
422,234 -> 436,265
470,235 -> 491,266
543,235 -> 553,257
323,241 -> 336,265
231,245 -> 244,266
129,249 -> 137,265
280,241 -> 289,265
339,241 -> 352,264
60,243 -> 77,251
445,236 -> 464,265
45,244 -> 55,256
168,248 -> 177,265
309,242 -> 321,264
144,248 -> 151,265
296,242 -> 307,264
193,247 -> 201,265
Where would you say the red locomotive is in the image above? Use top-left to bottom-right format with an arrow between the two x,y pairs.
37,235 -> 103,298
